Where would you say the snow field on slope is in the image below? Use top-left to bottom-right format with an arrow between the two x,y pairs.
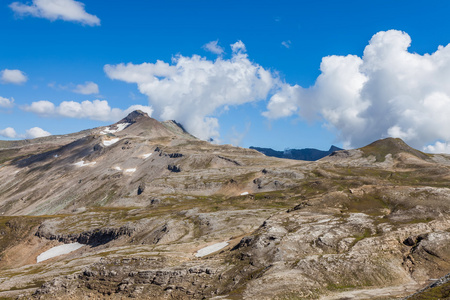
37,243 -> 84,263
195,242 -> 229,257
103,138 -> 120,146
100,123 -> 130,134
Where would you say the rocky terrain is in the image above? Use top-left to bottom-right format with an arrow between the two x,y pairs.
0,110 -> 449,299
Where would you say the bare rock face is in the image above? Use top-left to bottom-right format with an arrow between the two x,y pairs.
0,111 -> 449,300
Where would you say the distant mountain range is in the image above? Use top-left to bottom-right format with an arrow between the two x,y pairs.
249,145 -> 343,161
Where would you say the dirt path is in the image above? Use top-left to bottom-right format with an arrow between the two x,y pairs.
320,281 -> 424,300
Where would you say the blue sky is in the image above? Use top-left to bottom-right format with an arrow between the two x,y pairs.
2,1 -> 450,152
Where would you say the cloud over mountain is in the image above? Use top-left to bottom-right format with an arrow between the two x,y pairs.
105,41 -> 278,140
264,30 -> 450,152
0,127 -> 17,138
22,100 -> 153,122
10,0 -> 100,26
0,126 -> 51,139
25,127 -> 51,139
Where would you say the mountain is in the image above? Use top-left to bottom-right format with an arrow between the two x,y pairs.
0,112 -> 449,299
250,145 -> 342,161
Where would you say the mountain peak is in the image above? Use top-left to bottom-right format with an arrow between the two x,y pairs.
359,137 -> 429,162
119,110 -> 150,124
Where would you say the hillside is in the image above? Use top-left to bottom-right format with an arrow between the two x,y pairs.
0,111 -> 449,299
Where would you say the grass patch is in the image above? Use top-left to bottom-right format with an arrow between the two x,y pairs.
348,228 -> 372,249
407,280 -> 450,300
326,282 -> 357,291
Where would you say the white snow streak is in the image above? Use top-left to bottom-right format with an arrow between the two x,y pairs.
195,242 -> 229,257
124,168 -> 136,173
37,243 -> 84,263
73,160 -> 96,167
240,192 -> 249,196
142,153 -> 152,159
102,138 -> 119,146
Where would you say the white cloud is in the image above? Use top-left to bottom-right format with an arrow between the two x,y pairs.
22,99 -> 153,122
1,69 -> 27,84
281,40 -> 291,49
424,141 -> 450,154
0,127 -> 17,138
73,81 -> 99,95
264,30 -> 450,150
25,127 -> 51,139
105,41 -> 277,140
203,40 -> 224,55
231,40 -> 246,53
9,0 -> 100,26
0,97 -> 14,108
22,100 -> 56,117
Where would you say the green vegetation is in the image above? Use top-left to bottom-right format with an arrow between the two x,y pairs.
326,282 -> 357,291
349,228 -> 373,249
407,281 -> 450,300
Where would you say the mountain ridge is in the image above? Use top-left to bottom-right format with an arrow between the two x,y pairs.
250,145 -> 343,161
0,111 -> 449,299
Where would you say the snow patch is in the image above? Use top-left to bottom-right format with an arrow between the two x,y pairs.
240,192 -> 249,196
114,166 -> 122,171
103,138 -> 120,146
37,243 -> 84,263
142,153 -> 152,159
125,168 -> 136,173
195,242 -> 229,257
73,161 -> 96,167
100,123 -> 130,134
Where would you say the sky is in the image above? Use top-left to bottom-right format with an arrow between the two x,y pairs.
2,1 -> 450,153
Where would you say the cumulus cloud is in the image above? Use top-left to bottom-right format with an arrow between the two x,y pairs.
22,99 -> 153,122
9,0 -> 100,26
230,40 -> 246,53
424,141 -> 450,154
264,30 -> 450,151
73,81 -> 99,95
0,126 -> 53,139
22,100 -> 56,117
0,97 -> 14,108
105,41 -> 277,140
203,40 -> 224,55
1,69 -> 27,84
25,127 -> 51,139
0,127 -> 17,138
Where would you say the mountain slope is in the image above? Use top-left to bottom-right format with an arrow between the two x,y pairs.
0,113 -> 449,300
359,137 -> 431,162
0,111 -> 295,216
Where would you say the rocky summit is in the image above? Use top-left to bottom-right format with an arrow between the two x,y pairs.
0,111 -> 449,299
